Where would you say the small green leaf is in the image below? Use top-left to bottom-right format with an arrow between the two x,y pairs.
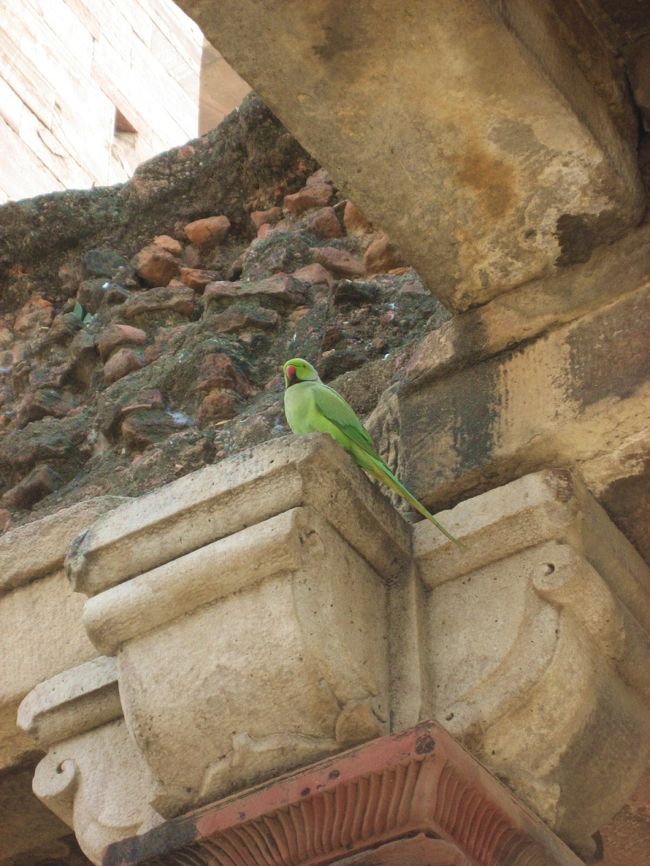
82,312 -> 94,325
73,302 -> 85,320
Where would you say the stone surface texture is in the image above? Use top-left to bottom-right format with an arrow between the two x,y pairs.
69,436 -> 408,820
2,6 -> 650,864
176,0 -> 643,310
66,435 -> 410,596
411,470 -> 650,853
0,497 -> 129,764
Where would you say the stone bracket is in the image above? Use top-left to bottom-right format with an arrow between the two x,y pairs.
12,440 -> 650,863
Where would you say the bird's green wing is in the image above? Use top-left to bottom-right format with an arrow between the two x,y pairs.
307,381 -> 462,545
304,382 -> 463,547
311,382 -> 378,456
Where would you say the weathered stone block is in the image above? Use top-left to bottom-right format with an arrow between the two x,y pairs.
0,569 -> 97,769
406,222 -> 650,387
177,0 -> 644,309
0,498 -> 129,770
410,469 -> 650,851
109,509 -> 389,817
0,495 -> 128,593
66,434 -> 411,596
372,279 -> 650,559
17,657 -> 122,750
72,436 -> 406,818
18,657 -> 162,865
0,498 -> 128,862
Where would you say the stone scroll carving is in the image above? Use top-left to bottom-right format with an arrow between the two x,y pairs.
17,656 -> 163,864
413,469 -> 650,854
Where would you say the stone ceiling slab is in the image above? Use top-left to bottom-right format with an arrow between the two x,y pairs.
175,0 -> 644,310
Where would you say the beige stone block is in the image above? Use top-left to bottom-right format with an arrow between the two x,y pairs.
92,507 -> 389,817
0,499 -> 127,770
0,496 -> 128,591
406,221 -> 650,388
9,436 -> 404,852
410,469 -> 650,849
0,570 -> 97,769
25,437 -> 401,841
84,507 -> 321,654
17,656 -> 121,750
17,658 -> 162,866
415,470 -> 650,628
198,39 -> 251,135
66,434 -> 411,596
177,0 -> 643,309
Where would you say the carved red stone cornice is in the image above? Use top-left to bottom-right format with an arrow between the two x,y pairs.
103,722 -> 582,866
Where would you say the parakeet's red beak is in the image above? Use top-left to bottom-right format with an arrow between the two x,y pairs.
286,364 -> 297,382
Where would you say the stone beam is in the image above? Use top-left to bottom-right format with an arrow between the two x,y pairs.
174,0 -> 644,310
369,230 -> 650,559
103,722 -> 582,866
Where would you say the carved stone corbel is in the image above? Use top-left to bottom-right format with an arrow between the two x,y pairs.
67,435 -> 409,819
17,656 -> 163,864
0,496 -> 129,864
412,468 -> 650,854
21,437 -> 647,861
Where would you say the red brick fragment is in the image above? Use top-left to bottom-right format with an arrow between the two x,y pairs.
311,246 -> 365,278
283,183 -> 332,215
184,215 -> 231,247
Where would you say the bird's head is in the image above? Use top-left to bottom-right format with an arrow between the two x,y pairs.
283,358 -> 319,387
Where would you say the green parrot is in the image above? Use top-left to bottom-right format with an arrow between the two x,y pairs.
283,358 -> 460,544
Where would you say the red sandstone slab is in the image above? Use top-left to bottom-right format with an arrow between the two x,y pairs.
103,722 -> 583,866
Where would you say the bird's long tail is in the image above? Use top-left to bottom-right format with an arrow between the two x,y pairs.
359,450 -> 462,546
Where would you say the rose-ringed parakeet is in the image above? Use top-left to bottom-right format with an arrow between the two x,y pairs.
283,358 -> 460,544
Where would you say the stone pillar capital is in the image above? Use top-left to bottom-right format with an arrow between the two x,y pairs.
13,442 -> 650,863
